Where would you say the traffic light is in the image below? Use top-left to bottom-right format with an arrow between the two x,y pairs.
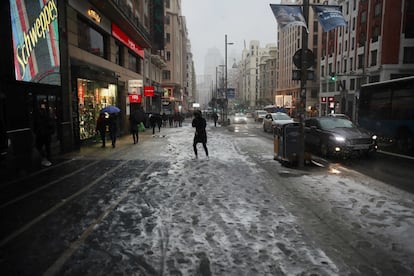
329,73 -> 337,81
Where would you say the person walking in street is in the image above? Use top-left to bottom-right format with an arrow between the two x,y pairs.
130,106 -> 146,144
34,101 -> 55,167
192,110 -> 209,159
108,113 -> 118,148
149,113 -> 162,135
129,112 -> 139,144
96,113 -> 107,147
212,112 -> 219,127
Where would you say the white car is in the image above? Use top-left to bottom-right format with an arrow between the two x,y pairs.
254,110 -> 267,122
234,113 -> 248,124
263,112 -> 294,132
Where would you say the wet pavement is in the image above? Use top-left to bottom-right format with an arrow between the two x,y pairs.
1,122 -> 413,275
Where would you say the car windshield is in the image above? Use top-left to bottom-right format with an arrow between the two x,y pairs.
235,113 -> 245,117
271,113 -> 291,120
319,118 -> 355,130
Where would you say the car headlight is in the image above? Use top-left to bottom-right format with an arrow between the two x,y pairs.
332,136 -> 345,142
372,135 -> 377,140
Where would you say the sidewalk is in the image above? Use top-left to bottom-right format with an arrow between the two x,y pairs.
0,129 -> 154,187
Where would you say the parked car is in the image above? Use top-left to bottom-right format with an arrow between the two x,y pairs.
254,110 -> 267,122
327,113 -> 351,120
263,112 -> 294,132
304,117 -> 378,158
234,113 -> 248,124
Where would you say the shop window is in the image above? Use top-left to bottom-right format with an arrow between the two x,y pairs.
77,19 -> 106,58
77,79 -> 117,140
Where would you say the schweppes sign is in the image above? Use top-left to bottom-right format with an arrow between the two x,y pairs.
10,0 -> 61,85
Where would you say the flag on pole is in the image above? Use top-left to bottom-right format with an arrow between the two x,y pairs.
270,4 -> 308,32
312,5 -> 348,32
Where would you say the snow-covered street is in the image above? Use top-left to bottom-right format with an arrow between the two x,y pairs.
1,121 -> 414,275
58,122 -> 414,275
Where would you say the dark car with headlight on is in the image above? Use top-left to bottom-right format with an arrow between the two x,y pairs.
304,117 -> 378,158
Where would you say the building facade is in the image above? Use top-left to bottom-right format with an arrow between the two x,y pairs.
1,0 -> 192,174
320,0 -> 414,120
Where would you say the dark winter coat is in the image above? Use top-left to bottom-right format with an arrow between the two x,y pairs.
192,115 -> 207,143
34,109 -> 55,138
96,114 -> 107,133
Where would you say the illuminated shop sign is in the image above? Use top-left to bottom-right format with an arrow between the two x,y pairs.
112,23 -> 144,58
144,86 -> 154,97
87,8 -> 101,23
10,0 -> 61,85
129,94 -> 142,103
128,79 -> 143,94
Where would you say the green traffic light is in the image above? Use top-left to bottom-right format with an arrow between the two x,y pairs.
330,73 -> 337,81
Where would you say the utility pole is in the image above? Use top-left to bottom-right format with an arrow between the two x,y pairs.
298,0 -> 309,168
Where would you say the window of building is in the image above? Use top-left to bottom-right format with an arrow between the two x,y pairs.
372,26 -> 380,42
77,18 -> 106,58
162,70 -> 171,80
358,54 -> 364,69
403,47 -> 414,63
343,59 -> 347,72
353,0 -> 356,10
311,88 -> 318,98
128,51 -> 141,73
166,33 -> 170,43
350,78 -> 355,90
165,15 -> 170,25
361,11 -> 367,24
115,42 -> 123,66
165,0 -> 170,9
371,50 -> 377,66
405,1 -> 414,38
351,37 -> 355,50
321,65 -> 325,77
350,57 -> 353,71
374,3 -> 381,17
352,17 -> 356,31
166,51 -> 171,61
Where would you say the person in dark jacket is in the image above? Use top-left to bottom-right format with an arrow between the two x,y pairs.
34,102 -> 55,166
212,112 -> 219,127
108,113 -> 118,148
130,107 -> 146,144
149,113 -> 162,135
96,113 -> 107,147
192,110 -> 209,159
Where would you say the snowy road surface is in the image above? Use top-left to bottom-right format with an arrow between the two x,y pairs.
2,122 -> 414,275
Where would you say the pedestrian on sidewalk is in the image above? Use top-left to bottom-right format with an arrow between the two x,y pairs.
108,113 -> 118,148
212,112 -> 219,127
96,113 -> 108,147
130,106 -> 146,144
34,100 -> 55,167
192,110 -> 209,159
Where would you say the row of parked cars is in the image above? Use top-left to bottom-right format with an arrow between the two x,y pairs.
255,111 -> 378,158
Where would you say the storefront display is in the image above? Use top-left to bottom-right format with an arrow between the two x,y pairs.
77,78 -> 117,140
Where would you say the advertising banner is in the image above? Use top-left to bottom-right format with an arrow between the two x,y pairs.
10,0 -> 61,85
312,5 -> 348,32
270,4 -> 308,32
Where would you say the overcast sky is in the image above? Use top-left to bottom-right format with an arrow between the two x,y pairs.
181,0 -> 281,75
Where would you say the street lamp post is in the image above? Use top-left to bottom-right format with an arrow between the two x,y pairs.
224,34 -> 234,124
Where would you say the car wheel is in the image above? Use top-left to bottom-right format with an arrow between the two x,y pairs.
320,142 -> 329,157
